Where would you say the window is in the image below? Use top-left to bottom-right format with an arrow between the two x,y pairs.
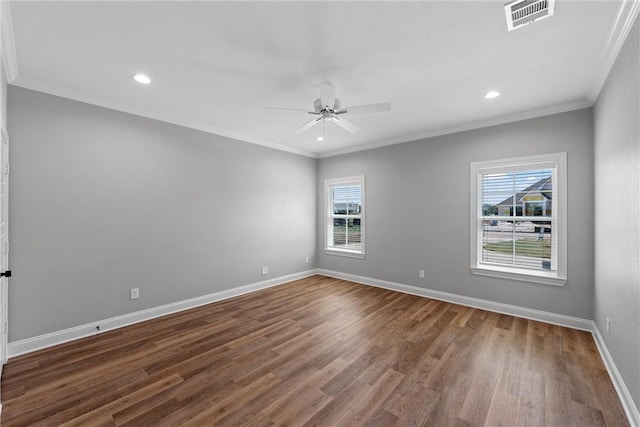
470,153 -> 567,285
325,176 -> 365,258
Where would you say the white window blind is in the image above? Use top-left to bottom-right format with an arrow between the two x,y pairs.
325,176 -> 365,258
480,168 -> 554,270
470,153 -> 566,285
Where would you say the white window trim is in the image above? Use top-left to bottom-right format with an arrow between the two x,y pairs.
325,175 -> 365,259
470,153 -> 567,286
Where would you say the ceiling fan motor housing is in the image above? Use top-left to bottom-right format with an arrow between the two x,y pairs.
314,97 -> 342,113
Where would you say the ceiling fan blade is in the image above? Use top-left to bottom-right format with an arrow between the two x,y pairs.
320,83 -> 336,109
295,117 -> 323,133
331,117 -> 359,133
338,102 -> 391,114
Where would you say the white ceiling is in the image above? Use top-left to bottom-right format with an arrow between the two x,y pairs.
4,1 -> 637,158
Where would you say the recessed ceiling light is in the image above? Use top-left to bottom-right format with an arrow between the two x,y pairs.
316,136 -> 324,142
484,90 -> 500,99
132,74 -> 151,85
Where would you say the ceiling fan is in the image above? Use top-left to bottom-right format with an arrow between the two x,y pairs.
267,83 -> 391,134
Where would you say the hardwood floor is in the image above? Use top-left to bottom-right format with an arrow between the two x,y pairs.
1,275 -> 628,426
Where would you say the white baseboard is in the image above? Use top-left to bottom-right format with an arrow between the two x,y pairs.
317,269 -> 593,331
6,269 -> 594,357
7,269 -> 317,358
592,324 -> 640,427
317,269 -> 639,426
7,268 -> 638,427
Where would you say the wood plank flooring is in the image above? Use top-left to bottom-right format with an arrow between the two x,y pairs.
1,275 -> 629,426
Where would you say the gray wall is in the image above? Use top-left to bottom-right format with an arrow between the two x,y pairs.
8,86 -> 317,341
318,108 -> 594,319
594,18 -> 640,410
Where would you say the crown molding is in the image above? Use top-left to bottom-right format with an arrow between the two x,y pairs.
1,1 -> 19,82
3,2 -> 635,160
588,0 -> 640,102
317,98 -> 592,159
10,81 -> 318,158
11,77 -> 593,161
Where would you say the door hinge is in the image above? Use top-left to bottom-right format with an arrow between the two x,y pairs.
0,271 -> 11,278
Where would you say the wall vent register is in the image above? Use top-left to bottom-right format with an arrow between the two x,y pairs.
505,0 -> 555,32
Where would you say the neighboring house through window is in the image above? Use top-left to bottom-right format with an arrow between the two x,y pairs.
325,176 -> 365,258
470,153 -> 567,285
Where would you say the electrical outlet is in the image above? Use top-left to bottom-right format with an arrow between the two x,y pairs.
606,318 -> 610,333
419,269 -> 425,279
130,288 -> 140,300
305,256 -> 309,264
261,266 -> 269,275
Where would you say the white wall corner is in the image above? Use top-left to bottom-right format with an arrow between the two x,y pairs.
0,1 -> 19,82
589,0 -> 640,102
591,324 -> 640,427
7,269 -> 317,358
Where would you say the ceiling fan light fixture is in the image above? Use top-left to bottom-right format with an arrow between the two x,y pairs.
132,73 -> 151,85
484,90 -> 500,99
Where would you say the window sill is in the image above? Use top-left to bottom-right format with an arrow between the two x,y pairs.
325,248 -> 365,259
470,265 -> 566,286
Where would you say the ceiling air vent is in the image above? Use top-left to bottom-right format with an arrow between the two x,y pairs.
504,0 -> 555,31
